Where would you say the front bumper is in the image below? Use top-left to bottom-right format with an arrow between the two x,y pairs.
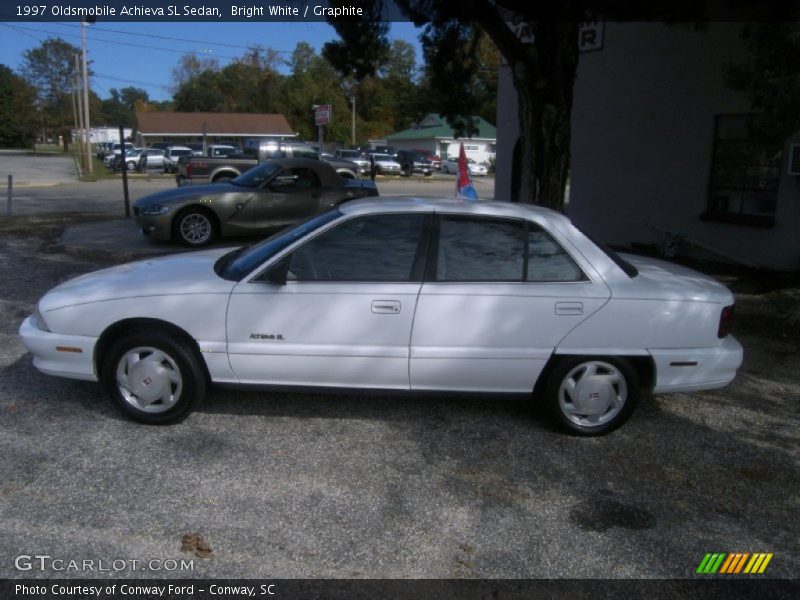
134,209 -> 173,241
19,316 -> 98,382
650,335 -> 743,393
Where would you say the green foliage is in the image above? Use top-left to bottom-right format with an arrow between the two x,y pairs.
0,64 -> 38,147
20,37 -> 83,136
172,57 -> 283,114
725,23 -> 800,143
100,87 -> 149,127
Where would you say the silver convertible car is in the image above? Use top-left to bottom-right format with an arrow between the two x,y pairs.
19,198 -> 742,435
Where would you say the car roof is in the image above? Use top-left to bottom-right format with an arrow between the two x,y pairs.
340,196 -> 570,227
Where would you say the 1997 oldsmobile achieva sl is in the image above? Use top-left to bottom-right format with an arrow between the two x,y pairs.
19,198 -> 742,435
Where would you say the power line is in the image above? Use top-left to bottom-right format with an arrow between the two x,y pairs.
92,72 -> 172,91
46,21 -> 294,54
1,22 -> 45,43
7,23 -> 243,61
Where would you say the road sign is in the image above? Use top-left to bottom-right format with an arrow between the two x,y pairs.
314,104 -> 331,126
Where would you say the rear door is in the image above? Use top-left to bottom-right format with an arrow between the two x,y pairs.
409,214 -> 611,392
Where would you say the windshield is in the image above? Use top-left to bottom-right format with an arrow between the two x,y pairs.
339,150 -> 360,159
217,208 -> 342,281
231,162 -> 281,188
373,154 -> 392,161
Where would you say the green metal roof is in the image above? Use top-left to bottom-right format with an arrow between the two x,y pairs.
386,114 -> 496,141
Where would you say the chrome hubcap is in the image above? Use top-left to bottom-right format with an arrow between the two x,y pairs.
116,346 -> 182,413
180,214 -> 211,243
558,361 -> 627,427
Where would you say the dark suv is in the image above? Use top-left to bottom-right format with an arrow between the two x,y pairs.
395,150 -> 433,177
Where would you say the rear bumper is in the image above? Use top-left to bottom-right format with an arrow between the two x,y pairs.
650,335 -> 743,393
19,316 -> 98,382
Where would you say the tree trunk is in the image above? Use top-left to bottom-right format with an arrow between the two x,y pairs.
510,22 -> 580,212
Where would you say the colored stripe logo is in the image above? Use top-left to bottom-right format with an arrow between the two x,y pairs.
696,552 -> 773,574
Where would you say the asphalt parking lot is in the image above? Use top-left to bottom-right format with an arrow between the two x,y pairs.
0,175 -> 798,581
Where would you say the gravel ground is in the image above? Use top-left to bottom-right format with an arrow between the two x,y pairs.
0,224 -> 797,581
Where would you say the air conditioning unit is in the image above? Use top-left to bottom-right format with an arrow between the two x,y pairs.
789,144 -> 800,176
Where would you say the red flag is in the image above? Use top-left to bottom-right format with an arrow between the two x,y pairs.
455,143 -> 478,201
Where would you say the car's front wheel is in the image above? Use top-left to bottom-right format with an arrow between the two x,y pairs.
545,357 -> 639,436
101,331 -> 206,424
126,160 -> 137,171
174,208 -> 217,247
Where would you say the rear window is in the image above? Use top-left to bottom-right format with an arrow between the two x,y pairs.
577,227 -> 639,278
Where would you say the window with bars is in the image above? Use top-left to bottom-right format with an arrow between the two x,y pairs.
704,114 -> 783,227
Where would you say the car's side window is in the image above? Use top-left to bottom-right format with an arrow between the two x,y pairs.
527,226 -> 586,282
433,216 -> 586,283
288,214 -> 427,282
436,216 -> 525,281
271,168 -> 320,190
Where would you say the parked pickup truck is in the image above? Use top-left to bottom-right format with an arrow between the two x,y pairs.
176,140 -> 360,185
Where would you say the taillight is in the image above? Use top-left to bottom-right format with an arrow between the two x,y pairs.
185,163 -> 193,176
718,305 -> 735,338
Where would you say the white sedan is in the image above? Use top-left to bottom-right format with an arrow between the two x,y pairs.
442,157 -> 488,176
369,153 -> 402,175
19,198 -> 742,435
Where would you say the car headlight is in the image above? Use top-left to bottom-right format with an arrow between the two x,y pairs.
32,307 -> 50,332
141,205 -> 171,215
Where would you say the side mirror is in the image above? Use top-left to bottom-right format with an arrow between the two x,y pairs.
262,256 -> 290,285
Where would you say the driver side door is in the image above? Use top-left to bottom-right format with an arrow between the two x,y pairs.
226,212 -> 431,389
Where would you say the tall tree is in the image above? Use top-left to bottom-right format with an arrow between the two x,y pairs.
281,43 -> 351,142
0,64 -> 38,148
21,37 -> 83,144
101,86 -> 148,127
725,22 -> 800,143
170,54 -> 220,93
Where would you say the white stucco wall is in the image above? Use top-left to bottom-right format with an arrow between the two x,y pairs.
496,22 -> 800,271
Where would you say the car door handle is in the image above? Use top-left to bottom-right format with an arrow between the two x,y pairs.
555,302 -> 583,315
371,300 -> 401,314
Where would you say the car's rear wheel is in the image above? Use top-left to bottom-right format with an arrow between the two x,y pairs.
443,164 -> 450,174
101,331 -> 206,424
174,208 -> 217,247
545,357 -> 638,436
212,175 -> 233,184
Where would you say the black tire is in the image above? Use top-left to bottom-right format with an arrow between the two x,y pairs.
212,176 -> 233,184
173,208 -> 218,247
126,160 -> 137,171
101,330 -> 206,424
544,356 -> 639,436
443,164 -> 450,174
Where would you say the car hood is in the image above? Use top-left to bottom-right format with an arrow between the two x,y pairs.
40,248 -> 235,311
617,253 -> 733,303
133,183 -> 242,207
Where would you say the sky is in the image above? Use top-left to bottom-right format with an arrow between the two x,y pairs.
0,21 -> 424,102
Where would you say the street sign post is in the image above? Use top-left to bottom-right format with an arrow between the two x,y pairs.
313,104 -> 331,153
314,104 -> 331,126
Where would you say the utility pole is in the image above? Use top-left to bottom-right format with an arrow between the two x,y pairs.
351,94 -> 356,147
81,20 -> 93,174
74,54 -> 85,168
71,90 -> 79,149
